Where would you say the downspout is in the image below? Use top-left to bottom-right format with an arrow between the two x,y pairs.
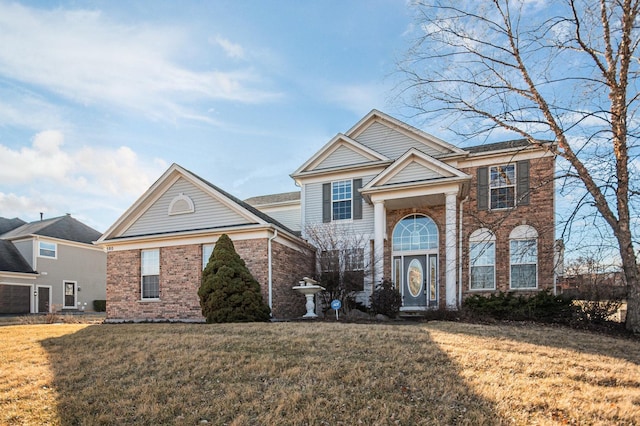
268,228 -> 278,316
458,196 -> 469,309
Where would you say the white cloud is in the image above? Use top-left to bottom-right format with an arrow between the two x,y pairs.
0,130 -> 168,230
324,82 -> 389,115
211,36 -> 246,59
0,2 -> 280,123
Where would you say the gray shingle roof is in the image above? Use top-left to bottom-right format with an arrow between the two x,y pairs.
0,240 -> 36,274
465,139 -> 531,153
0,215 -> 101,244
0,217 -> 26,235
244,191 -> 300,206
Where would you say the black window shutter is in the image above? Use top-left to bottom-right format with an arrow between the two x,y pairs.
322,183 -> 331,223
353,178 -> 362,220
517,160 -> 530,205
477,167 -> 488,211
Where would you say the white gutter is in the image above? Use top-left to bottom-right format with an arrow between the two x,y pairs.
268,228 -> 278,315
458,196 -> 469,309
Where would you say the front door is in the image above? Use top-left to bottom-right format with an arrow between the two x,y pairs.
63,281 -> 76,309
37,286 -> 50,313
403,255 -> 427,308
395,254 -> 438,309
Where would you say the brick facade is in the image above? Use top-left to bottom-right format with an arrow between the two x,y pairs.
106,237 -> 314,321
379,155 -> 555,307
460,156 -> 555,298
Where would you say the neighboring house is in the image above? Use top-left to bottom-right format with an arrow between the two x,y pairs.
0,214 -> 106,314
99,109 -> 556,321
96,164 -> 314,322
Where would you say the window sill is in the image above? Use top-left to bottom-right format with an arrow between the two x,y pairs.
509,287 -> 538,291
139,298 -> 161,302
468,287 -> 496,292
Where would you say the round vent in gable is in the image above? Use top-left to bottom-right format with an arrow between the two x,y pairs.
168,193 -> 195,216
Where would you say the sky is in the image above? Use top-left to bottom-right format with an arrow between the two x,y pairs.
0,0 -> 433,232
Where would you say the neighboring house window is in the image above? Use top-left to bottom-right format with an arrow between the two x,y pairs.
141,249 -> 160,299
510,225 -> 538,289
490,165 -> 515,209
322,179 -> 363,222
38,241 -> 57,258
477,160 -> 530,211
469,228 -> 496,290
202,244 -> 214,269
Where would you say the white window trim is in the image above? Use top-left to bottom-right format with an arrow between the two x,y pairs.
509,225 -> 539,290
202,243 -> 215,270
331,179 -> 353,221
38,241 -> 57,259
141,249 -> 160,300
469,228 -> 496,291
489,164 -> 516,210
62,280 -> 78,309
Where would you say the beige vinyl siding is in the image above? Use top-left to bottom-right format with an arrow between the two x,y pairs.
12,240 -> 33,267
304,175 -> 376,235
122,177 -> 252,237
258,207 -> 301,232
355,122 -> 447,159
385,162 -> 447,185
314,145 -> 373,170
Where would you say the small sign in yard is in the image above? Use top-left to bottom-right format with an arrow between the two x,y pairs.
331,299 -> 341,320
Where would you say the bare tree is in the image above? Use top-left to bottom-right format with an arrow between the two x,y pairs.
304,222 -> 380,314
398,0 -> 640,332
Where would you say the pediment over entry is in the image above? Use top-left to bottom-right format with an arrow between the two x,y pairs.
363,148 -> 470,190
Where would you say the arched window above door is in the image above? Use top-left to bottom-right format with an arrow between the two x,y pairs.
392,214 -> 438,251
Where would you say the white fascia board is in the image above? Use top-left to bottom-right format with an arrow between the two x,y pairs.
366,180 -> 467,203
0,272 -> 39,280
291,133 -> 389,177
292,162 -> 389,185
459,147 -> 554,169
101,224 -> 312,254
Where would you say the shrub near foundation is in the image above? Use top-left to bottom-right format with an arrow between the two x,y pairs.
463,290 -> 576,323
198,234 -> 270,323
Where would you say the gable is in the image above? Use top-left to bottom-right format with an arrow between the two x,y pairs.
314,145 -> 373,170
121,177 -> 253,238
354,121 -> 451,159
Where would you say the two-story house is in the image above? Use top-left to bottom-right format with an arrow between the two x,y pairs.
0,214 -> 106,314
99,110 -> 555,321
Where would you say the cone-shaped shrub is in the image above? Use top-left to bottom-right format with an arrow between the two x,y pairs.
198,234 -> 271,323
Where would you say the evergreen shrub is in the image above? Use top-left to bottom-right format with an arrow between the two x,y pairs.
198,234 -> 271,323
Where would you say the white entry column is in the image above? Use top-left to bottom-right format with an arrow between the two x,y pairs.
373,200 -> 385,287
445,191 -> 458,308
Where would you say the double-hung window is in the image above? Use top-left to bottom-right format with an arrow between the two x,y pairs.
509,225 -> 538,289
141,249 -> 160,299
322,179 -> 362,223
477,160 -> 530,211
39,241 -> 57,258
332,180 -> 352,220
469,229 -> 496,290
490,164 -> 515,209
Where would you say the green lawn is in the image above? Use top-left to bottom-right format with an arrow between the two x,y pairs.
1,321 -> 639,425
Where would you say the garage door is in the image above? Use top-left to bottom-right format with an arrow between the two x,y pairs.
0,284 -> 31,314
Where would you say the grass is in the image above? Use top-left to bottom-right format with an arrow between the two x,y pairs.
1,321 -> 640,425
